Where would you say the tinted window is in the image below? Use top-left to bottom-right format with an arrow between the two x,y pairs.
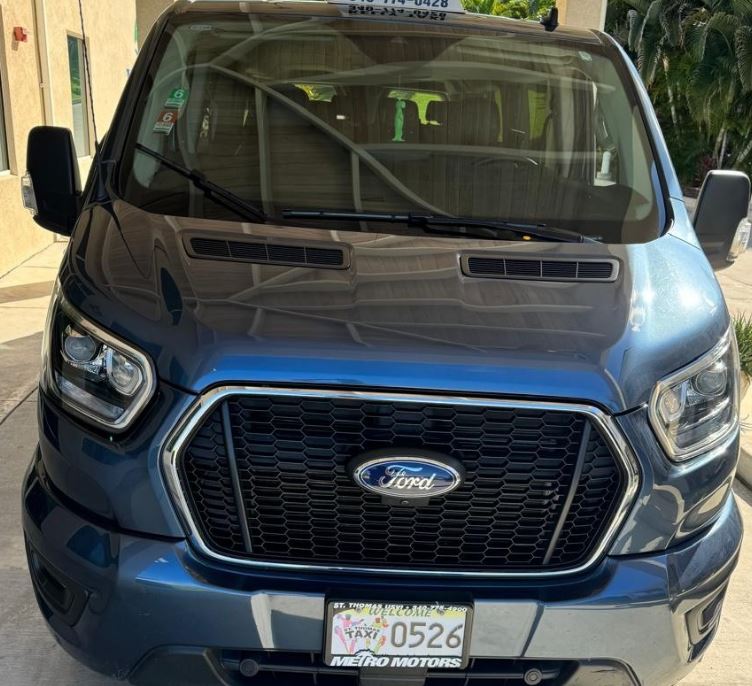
119,13 -> 665,243
68,35 -> 91,157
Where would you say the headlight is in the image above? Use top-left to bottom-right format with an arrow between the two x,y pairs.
42,287 -> 156,430
649,330 -> 740,461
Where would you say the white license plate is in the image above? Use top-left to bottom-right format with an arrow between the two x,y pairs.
324,602 -> 472,670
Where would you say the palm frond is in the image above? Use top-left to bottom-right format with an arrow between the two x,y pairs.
684,12 -> 711,60
638,30 -> 664,82
627,9 -> 646,51
731,0 -> 752,18
736,25 -> 752,89
706,11 -> 740,42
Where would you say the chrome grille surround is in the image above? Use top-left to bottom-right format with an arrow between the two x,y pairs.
162,386 -> 640,578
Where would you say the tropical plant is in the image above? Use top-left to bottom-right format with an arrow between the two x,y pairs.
607,0 -> 752,183
463,0 -> 498,13
735,314 -> 752,379
625,0 -> 685,85
683,0 -> 752,167
462,0 -> 555,21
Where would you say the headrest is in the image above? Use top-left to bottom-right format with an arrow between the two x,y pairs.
460,97 -> 500,146
426,100 -> 448,124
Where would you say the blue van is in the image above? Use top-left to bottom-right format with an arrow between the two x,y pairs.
21,2 -> 751,685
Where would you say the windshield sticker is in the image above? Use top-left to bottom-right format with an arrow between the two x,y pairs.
330,0 -> 465,19
165,88 -> 189,110
338,4 -> 450,20
330,0 -> 464,10
153,110 -> 178,135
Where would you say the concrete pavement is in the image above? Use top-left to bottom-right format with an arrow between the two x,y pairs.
0,242 -> 66,420
716,250 -> 752,487
0,242 -> 751,685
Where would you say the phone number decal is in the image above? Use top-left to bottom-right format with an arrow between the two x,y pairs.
342,0 -> 454,7
345,4 -> 451,19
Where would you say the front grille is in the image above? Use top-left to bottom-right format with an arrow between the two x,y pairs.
177,391 -> 628,574
220,651 -> 575,685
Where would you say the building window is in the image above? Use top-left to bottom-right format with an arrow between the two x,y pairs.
0,75 -> 8,172
67,35 -> 91,157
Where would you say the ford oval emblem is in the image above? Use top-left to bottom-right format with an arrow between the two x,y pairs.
349,450 -> 464,500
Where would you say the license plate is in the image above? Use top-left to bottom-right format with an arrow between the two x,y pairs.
324,602 -> 472,670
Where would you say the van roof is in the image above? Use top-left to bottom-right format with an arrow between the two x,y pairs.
168,0 -> 604,45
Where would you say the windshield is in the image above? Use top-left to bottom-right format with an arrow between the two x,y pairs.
119,11 -> 666,243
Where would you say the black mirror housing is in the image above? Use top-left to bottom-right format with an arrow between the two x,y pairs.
693,170 -> 750,270
26,126 -> 82,236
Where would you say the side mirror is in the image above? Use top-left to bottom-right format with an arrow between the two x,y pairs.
693,170 -> 750,270
24,126 -> 82,236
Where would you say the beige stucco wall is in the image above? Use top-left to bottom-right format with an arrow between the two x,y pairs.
0,0 -> 137,277
137,0 -> 173,48
0,0 -> 48,277
558,0 -> 608,30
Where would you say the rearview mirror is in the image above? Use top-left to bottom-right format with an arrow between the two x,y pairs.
693,170 -> 750,270
24,126 -> 82,236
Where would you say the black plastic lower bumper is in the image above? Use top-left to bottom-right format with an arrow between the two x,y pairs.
128,647 -> 638,686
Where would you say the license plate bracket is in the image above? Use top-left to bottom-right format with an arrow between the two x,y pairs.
324,601 -> 473,670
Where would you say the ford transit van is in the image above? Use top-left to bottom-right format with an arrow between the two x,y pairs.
21,2 -> 751,684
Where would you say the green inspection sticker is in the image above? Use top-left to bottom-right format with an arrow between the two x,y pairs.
165,88 -> 189,109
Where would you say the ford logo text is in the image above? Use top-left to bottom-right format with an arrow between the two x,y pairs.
349,451 -> 464,500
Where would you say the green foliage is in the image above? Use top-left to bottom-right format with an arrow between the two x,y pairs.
736,314 -> 752,378
468,0 -> 752,184
463,0 -> 555,20
606,0 -> 752,186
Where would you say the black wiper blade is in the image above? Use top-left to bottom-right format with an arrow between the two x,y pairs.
415,215 -> 597,243
135,143 -> 266,223
282,209 -> 596,243
284,209 -> 502,241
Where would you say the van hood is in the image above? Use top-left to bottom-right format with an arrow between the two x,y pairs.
61,201 -> 729,413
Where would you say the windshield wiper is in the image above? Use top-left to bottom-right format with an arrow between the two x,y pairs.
282,209 -> 597,243
135,143 -> 266,223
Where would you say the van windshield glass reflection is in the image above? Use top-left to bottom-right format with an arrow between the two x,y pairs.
119,14 -> 665,244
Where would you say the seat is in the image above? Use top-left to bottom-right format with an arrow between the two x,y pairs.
458,97 -> 500,146
194,75 -> 261,212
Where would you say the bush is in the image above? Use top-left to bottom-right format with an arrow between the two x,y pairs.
735,314 -> 752,378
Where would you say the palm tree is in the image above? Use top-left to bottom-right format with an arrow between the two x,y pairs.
624,0 -> 686,83
683,0 -> 752,166
612,0 -> 752,172
619,0 -> 691,132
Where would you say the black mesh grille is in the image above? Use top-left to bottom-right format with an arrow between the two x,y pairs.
179,408 -> 245,553
547,429 -> 625,566
178,393 -> 627,572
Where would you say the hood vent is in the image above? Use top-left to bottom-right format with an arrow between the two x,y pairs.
462,255 -> 619,282
186,236 -> 349,269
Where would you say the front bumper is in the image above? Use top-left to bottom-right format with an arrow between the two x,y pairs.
23,451 -> 741,686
